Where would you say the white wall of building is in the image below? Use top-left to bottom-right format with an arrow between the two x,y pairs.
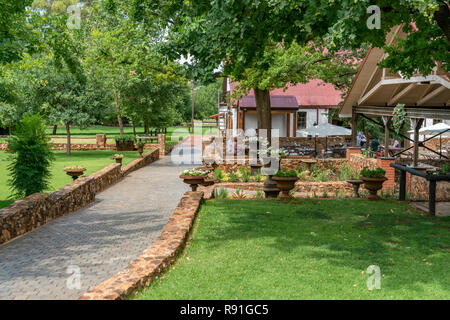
240,113 -> 288,137
300,109 -> 329,129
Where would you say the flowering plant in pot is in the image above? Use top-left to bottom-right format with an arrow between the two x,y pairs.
180,169 -> 209,191
360,166 -> 387,200
112,154 -> 124,165
272,167 -> 299,199
136,140 -> 146,157
64,166 -> 86,181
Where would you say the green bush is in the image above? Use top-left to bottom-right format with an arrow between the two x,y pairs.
360,166 -> 386,178
228,171 -> 238,182
274,167 -> 298,177
338,163 -> 359,181
7,115 -> 54,198
254,173 -> 262,182
241,170 -> 251,182
114,135 -> 135,144
214,167 -> 223,182
214,187 -> 228,199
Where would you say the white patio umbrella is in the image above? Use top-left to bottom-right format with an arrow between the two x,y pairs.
408,122 -> 450,137
297,123 -> 352,154
297,123 -> 352,137
408,122 -> 450,157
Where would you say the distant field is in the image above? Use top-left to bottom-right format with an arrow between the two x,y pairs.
0,150 -> 142,203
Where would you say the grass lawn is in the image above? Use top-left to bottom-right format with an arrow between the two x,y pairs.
133,199 -> 450,300
0,150 -> 141,203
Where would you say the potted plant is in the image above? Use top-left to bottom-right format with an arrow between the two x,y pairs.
202,172 -> 217,187
180,168 -> 209,191
64,166 -> 86,181
115,135 -> 135,151
136,140 -> 146,158
272,167 -> 299,199
360,166 -> 387,200
112,154 -> 124,165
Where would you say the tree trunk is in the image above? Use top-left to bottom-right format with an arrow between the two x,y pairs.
52,124 -> 57,135
65,123 -> 71,156
132,119 -> 136,139
114,89 -> 124,135
8,126 -> 12,136
254,88 -> 272,144
144,123 -> 149,136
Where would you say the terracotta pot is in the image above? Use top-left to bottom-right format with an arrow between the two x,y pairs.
115,158 -> 123,165
64,169 -> 86,181
180,175 -> 207,191
361,176 -> 387,200
272,176 -> 299,199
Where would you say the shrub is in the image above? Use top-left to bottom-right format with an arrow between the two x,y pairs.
360,166 -> 386,178
214,187 -> 228,199
241,169 -> 251,182
114,135 -> 134,144
136,140 -> 147,148
255,189 -> 263,198
337,163 -> 358,181
214,167 -> 223,182
228,171 -> 238,182
254,173 -> 262,182
274,166 -> 297,178
7,115 -> 54,198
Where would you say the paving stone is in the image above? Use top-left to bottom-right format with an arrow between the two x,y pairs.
0,156 -> 191,300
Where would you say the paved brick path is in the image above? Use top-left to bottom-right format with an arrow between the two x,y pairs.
0,155 -> 193,300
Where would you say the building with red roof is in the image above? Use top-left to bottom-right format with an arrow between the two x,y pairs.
228,80 -> 344,137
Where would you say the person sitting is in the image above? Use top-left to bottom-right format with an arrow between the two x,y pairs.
316,149 -> 329,159
370,138 -> 380,152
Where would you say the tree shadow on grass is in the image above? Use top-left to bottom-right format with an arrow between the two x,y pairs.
197,199 -> 450,296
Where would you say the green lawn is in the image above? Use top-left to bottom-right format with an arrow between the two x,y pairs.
1,125 -> 216,150
0,150 -> 142,204
133,199 -> 450,300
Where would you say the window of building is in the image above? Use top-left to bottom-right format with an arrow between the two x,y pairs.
297,112 -> 307,129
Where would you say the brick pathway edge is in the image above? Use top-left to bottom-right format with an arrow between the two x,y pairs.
78,191 -> 204,300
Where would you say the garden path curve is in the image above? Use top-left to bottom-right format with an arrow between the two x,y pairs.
0,154 -> 194,300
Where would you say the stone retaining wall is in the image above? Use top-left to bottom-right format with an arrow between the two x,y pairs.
208,181 -> 352,198
348,154 -> 378,173
78,191 -> 204,300
216,157 -> 347,172
0,148 -> 160,245
0,177 -> 96,244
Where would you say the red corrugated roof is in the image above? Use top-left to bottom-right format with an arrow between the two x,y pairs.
239,95 -> 299,109
231,80 -> 344,108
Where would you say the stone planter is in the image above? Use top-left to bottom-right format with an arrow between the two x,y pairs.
180,175 -> 207,191
272,176 -> 299,199
114,158 -> 123,165
361,176 -> 387,200
346,179 -> 363,198
64,168 -> 86,181
116,141 -> 134,151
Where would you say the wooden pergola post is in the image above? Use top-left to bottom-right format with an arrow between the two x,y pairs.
411,118 -> 424,167
382,116 -> 392,156
351,107 -> 359,147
